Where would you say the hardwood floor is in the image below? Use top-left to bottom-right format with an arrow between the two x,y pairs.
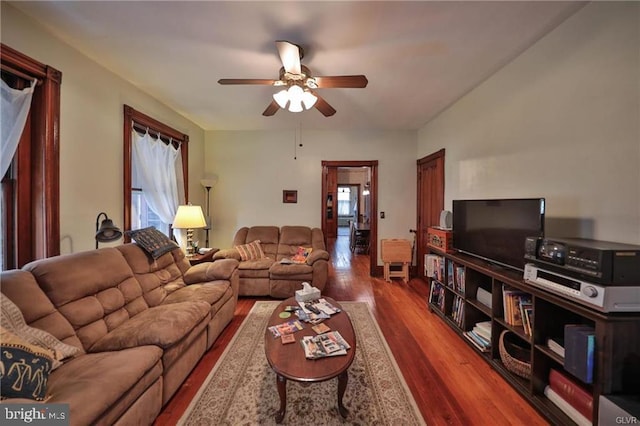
155,235 -> 549,425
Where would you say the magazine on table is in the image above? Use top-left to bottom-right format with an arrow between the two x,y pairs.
300,331 -> 351,359
296,298 -> 341,323
268,319 -> 304,338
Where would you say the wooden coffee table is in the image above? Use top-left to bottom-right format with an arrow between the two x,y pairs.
264,297 -> 356,423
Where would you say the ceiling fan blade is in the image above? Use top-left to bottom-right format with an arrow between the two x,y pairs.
276,40 -> 301,75
262,100 -> 280,116
218,79 -> 277,85
314,75 -> 368,88
313,93 -> 336,117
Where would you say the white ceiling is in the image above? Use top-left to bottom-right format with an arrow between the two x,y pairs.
11,1 -> 585,131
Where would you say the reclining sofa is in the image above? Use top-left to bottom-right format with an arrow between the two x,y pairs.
213,225 -> 329,298
0,242 -> 239,426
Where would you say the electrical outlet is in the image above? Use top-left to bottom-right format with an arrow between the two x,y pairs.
380,211 -> 385,219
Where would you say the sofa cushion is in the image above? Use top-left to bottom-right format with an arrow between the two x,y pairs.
24,248 -> 149,352
235,240 -> 265,261
0,326 -> 54,400
269,262 -> 314,280
183,258 -> 239,284
163,282 -> 231,311
234,226 -> 280,258
125,227 -> 180,259
89,301 -> 210,352
116,243 -> 188,307
1,295 -> 81,369
45,345 -> 163,426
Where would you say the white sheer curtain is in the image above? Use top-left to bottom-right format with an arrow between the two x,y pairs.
131,129 -> 184,240
1,79 -> 36,178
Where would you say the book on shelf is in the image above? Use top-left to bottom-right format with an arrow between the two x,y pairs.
300,331 -> 351,359
544,386 -> 591,426
519,299 -> 533,336
425,254 -> 439,278
463,330 -> 490,352
564,324 -> 595,384
548,368 -> 593,422
447,260 -> 455,288
438,257 -> 445,282
476,287 -> 492,309
455,266 -> 465,294
501,285 -> 531,329
473,323 -> 491,342
451,295 -> 464,327
430,281 -> 445,311
547,337 -> 565,358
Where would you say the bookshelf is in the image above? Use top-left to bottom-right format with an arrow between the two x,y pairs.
426,249 -> 640,425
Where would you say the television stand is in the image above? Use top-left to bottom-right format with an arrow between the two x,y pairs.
426,248 -> 640,425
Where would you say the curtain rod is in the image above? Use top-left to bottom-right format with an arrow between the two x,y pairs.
1,63 -> 41,85
132,122 -> 183,146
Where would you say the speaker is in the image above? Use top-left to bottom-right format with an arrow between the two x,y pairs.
439,210 -> 452,230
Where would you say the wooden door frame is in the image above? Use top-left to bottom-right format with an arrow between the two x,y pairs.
416,149 -> 445,280
322,160 -> 378,277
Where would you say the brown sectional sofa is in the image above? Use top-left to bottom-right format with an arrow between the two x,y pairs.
0,243 -> 239,426
214,225 -> 329,298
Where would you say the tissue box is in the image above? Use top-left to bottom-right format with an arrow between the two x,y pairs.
295,282 -> 321,303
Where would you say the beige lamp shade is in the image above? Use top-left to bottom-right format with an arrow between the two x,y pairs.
173,205 -> 207,229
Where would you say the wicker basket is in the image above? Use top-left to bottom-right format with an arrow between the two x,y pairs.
499,330 -> 531,380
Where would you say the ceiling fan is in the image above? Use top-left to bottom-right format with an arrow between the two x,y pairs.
218,41 -> 368,117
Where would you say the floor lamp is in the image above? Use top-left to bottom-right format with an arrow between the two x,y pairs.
200,176 -> 218,247
95,212 -> 122,249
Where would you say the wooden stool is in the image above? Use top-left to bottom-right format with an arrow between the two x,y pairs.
381,239 -> 412,283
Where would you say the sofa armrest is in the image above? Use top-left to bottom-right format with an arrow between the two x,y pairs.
306,249 -> 330,265
212,248 -> 241,261
184,258 -> 239,284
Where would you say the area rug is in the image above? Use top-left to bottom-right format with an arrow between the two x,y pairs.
178,301 -> 426,425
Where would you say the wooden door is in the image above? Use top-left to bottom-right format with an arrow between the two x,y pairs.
416,149 -> 445,279
322,165 -> 338,239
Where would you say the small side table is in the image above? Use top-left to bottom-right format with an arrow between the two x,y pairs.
188,248 -> 219,266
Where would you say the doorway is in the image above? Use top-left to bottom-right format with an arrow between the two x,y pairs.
322,161 -> 378,277
416,149 -> 445,279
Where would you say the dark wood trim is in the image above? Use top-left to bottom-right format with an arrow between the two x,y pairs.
321,160 -> 378,277
1,43 -> 61,267
417,148 -> 445,166
416,149 -> 445,279
123,105 -> 189,239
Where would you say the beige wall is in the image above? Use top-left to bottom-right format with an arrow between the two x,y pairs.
204,129 -> 417,264
1,3 -> 207,253
417,2 -> 640,244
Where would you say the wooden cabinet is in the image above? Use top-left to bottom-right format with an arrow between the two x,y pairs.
427,249 -> 640,425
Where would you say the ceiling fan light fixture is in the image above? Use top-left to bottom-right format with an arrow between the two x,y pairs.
288,99 -> 304,113
273,89 -> 289,109
302,90 -> 317,109
286,85 -> 305,112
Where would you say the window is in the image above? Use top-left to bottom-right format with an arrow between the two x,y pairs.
123,105 -> 188,239
1,44 -> 61,270
338,187 -> 352,216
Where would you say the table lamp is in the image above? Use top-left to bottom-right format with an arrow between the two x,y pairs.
173,204 -> 207,257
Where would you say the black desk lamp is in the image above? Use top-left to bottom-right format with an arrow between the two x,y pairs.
95,212 -> 123,249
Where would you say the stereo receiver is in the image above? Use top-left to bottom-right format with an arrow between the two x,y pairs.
523,264 -> 640,312
524,237 -> 640,285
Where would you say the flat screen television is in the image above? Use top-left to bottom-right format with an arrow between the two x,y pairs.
452,198 -> 545,271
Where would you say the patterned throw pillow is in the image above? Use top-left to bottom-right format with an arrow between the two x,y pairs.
291,246 -> 313,264
0,326 -> 54,401
126,226 -> 179,259
1,295 -> 80,370
235,240 -> 265,261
